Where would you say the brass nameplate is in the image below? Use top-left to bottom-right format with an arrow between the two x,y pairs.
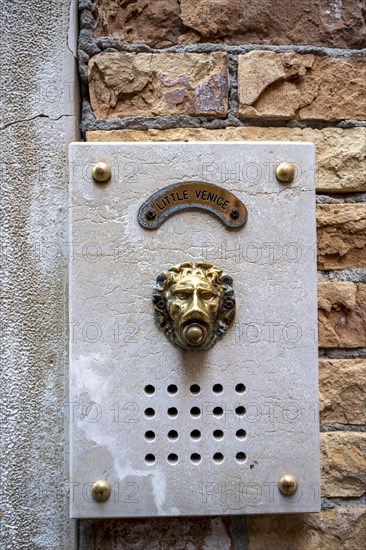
138,182 -> 247,229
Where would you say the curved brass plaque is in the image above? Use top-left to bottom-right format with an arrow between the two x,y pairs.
138,182 -> 247,229
153,261 -> 235,351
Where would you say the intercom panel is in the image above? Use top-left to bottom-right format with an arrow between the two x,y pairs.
69,142 -> 319,517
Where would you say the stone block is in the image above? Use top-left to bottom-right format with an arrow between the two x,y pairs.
91,0 -> 366,49
92,0 -> 187,48
247,508 -> 366,550
180,0 -> 366,49
317,205 -> 366,269
86,127 -> 366,193
238,52 -> 366,121
318,282 -> 366,348
88,52 -> 228,118
319,359 -> 366,425
320,432 -> 366,497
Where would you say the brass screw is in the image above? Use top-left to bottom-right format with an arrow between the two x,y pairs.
92,162 -> 111,183
230,208 -> 240,220
91,480 -> 111,502
275,162 -> 295,183
145,208 -> 157,221
278,474 -> 298,496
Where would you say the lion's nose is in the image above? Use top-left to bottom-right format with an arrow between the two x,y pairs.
186,292 -> 205,316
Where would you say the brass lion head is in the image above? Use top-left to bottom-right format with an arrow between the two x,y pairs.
152,261 -> 235,351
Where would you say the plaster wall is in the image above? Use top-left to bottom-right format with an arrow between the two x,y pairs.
1,1 -> 78,548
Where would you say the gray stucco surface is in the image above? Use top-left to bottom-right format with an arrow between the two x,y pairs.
0,1 -> 78,548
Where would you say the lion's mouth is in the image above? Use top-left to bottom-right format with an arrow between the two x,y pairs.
181,320 -> 209,347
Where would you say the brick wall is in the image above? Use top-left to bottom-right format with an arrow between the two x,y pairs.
78,1 -> 365,547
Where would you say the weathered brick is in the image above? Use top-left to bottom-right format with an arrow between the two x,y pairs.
92,0 -> 187,48
86,127 -> 366,193
317,205 -> 366,269
92,0 -> 366,49
247,508 -> 366,550
320,432 -> 366,497
238,52 -> 366,121
88,52 -> 228,119
319,359 -> 366,425
92,517 -> 233,549
318,282 -> 366,348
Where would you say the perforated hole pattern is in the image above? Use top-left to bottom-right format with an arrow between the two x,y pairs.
143,383 -> 247,465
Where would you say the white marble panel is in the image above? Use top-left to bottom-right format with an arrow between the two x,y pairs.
69,142 -> 319,517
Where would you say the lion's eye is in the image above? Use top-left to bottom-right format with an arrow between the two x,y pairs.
200,292 -> 215,300
176,292 -> 189,300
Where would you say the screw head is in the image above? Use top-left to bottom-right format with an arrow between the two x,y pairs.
145,208 -> 157,221
278,474 -> 298,496
230,208 -> 240,220
92,162 -> 111,183
275,162 -> 295,183
91,480 -> 111,502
